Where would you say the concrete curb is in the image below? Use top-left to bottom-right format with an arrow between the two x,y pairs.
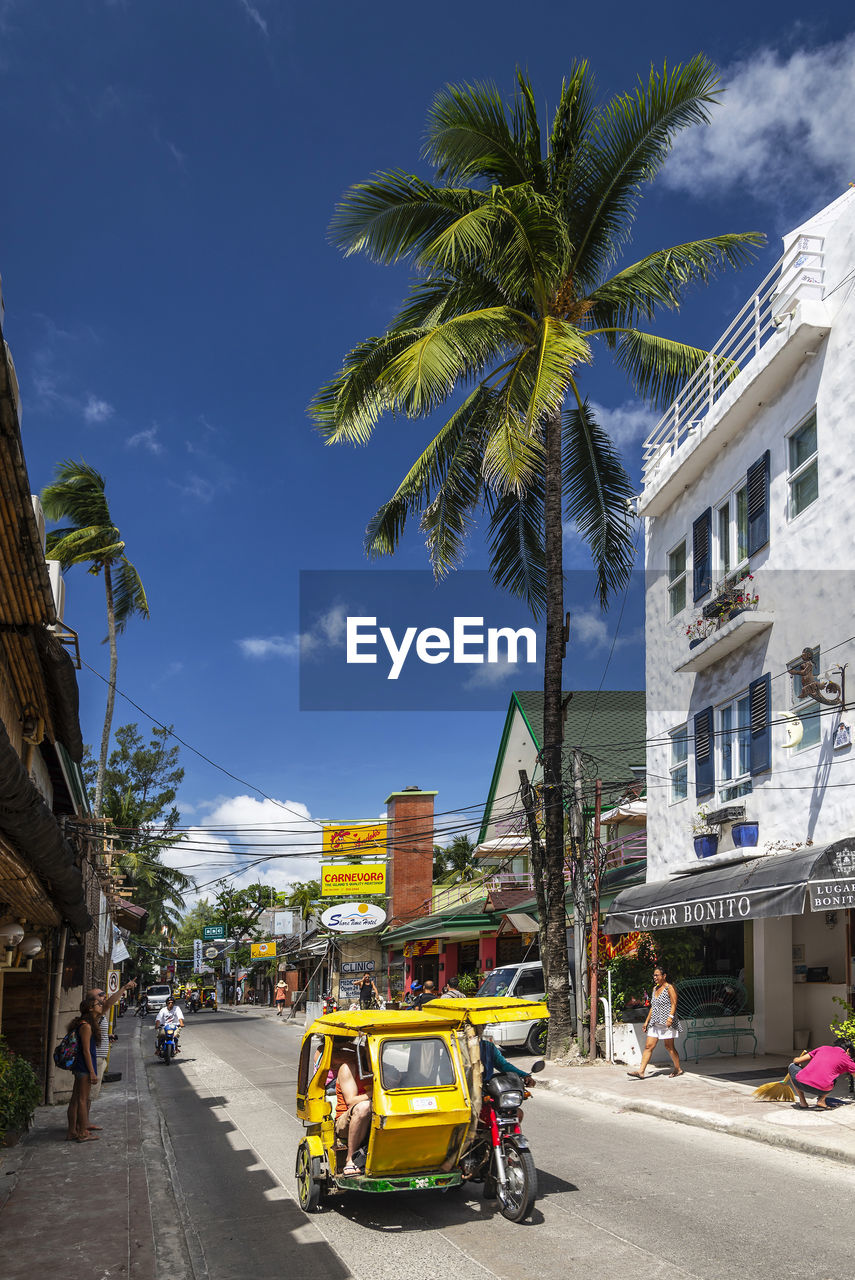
537,1074 -> 855,1168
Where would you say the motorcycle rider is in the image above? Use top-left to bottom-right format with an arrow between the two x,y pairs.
154,996 -> 185,1056
188,987 -> 200,1014
480,1027 -> 533,1120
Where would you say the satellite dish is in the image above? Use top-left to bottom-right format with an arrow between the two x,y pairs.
782,710 -> 804,748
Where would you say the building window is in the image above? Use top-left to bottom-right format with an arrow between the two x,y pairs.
668,541 -> 687,616
788,411 -> 818,519
716,484 -> 748,577
718,692 -> 753,801
788,645 -> 822,751
669,726 -> 688,803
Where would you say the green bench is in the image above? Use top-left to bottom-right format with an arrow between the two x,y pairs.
676,975 -> 757,1063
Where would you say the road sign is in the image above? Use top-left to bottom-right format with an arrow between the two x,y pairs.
250,941 -> 276,959
204,946 -> 219,960
193,939 -> 202,971
107,969 -> 120,996
202,924 -> 227,941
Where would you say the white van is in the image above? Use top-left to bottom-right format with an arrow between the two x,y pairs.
476,961 -> 552,1053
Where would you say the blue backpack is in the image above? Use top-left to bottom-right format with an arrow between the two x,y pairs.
53,1028 -> 78,1072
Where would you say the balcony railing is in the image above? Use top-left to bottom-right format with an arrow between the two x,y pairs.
642,235 -> 825,483
430,830 -> 647,912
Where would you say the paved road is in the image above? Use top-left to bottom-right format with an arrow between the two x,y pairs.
144,1010 -> 855,1280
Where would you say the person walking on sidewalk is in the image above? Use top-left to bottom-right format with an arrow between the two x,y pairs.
788,1041 -> 855,1109
275,980 -> 287,1014
627,965 -> 685,1079
66,995 -> 102,1142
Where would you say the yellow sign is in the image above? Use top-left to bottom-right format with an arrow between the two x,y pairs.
250,941 -> 276,959
403,940 -> 439,957
321,863 -> 387,897
323,822 -> 387,858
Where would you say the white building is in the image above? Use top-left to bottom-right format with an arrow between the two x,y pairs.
605,189 -> 855,1057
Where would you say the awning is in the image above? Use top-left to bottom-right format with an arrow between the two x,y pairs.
603,840 -> 855,934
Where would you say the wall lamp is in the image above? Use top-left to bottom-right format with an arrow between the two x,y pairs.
0,919 -> 44,971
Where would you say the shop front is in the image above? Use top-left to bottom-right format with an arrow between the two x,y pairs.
603,841 -> 855,1055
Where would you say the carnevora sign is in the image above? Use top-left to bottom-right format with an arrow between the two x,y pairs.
320,864 -> 387,897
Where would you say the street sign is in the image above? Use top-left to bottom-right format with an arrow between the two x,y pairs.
107,969 -> 120,996
320,902 -> 387,932
202,924 -> 227,941
250,941 -> 276,959
193,939 -> 202,971
204,946 -> 219,960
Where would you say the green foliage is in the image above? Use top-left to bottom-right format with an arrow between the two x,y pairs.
455,972 -> 481,995
432,835 -> 479,885
0,1038 -> 41,1142
284,880 -> 322,924
603,930 -> 703,1016
830,996 -> 855,1047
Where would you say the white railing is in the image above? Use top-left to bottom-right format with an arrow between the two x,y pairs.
641,235 -> 825,482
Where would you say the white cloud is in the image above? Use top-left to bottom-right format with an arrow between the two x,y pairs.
589,399 -> 657,449
664,36 -> 855,200
83,395 -> 114,424
238,605 -> 349,662
238,0 -> 268,36
164,794 -> 322,909
570,606 -> 642,653
126,425 -> 162,455
463,656 -> 524,690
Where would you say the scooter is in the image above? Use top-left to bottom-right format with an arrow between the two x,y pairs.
157,1026 -> 180,1065
460,1059 -> 544,1222
322,992 -> 338,1015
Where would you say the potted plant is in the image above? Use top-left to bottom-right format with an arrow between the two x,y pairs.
692,807 -> 719,858
0,1036 -> 40,1146
731,820 -> 759,847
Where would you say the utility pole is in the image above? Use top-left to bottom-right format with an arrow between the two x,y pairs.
589,779 -> 602,1058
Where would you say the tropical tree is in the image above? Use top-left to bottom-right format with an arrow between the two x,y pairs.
285,880 -> 322,927
311,57 -> 761,1053
434,834 -> 479,884
42,460 -> 149,813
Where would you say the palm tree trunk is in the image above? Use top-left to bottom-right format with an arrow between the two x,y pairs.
541,406 -> 574,1055
95,564 -> 119,815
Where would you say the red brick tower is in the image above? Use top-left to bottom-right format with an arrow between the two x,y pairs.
386,787 -> 437,925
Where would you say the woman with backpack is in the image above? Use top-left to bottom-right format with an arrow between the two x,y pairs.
66,994 -> 102,1142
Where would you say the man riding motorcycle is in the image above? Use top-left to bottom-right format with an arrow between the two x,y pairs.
154,996 -> 185,1056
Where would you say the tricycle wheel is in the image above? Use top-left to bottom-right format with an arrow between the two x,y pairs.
498,1138 -> 537,1223
296,1143 -> 325,1212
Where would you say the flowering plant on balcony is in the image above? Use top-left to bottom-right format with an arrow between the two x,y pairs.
685,615 -> 715,641
708,573 -> 759,617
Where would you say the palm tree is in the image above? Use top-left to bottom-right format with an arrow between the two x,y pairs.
437,834 -> 479,884
285,880 -> 322,928
42,460 -> 149,813
311,57 -> 761,1052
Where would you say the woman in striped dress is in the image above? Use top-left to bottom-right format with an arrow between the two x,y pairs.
627,966 -> 685,1078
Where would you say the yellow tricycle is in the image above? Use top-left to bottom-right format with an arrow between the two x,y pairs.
295,996 -> 547,1222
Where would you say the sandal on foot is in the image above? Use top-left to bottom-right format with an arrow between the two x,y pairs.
626,1071 -> 645,1079
669,1070 -> 685,1077
342,1161 -> 359,1176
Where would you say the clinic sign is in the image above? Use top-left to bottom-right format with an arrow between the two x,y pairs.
321,864 -> 387,897
323,822 -> 386,857
320,902 -> 387,932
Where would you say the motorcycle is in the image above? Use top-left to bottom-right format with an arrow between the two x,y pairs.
157,1025 -> 180,1065
135,998 -> 149,1018
322,992 -> 338,1015
461,1059 -> 544,1222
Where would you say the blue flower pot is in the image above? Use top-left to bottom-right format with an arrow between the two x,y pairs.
693,834 -> 719,859
731,822 -> 759,848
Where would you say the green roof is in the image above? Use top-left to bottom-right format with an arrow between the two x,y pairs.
480,690 -> 646,841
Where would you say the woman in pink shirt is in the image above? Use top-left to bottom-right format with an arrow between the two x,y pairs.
787,1041 -> 855,1110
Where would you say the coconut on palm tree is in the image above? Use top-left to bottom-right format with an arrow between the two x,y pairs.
311,56 -> 761,1053
42,459 -> 149,814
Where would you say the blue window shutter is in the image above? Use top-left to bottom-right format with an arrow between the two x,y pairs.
692,509 -> 712,601
694,706 -> 715,799
749,672 -> 772,775
747,452 -> 770,556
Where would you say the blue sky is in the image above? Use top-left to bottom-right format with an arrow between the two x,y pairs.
2,1 -> 854,898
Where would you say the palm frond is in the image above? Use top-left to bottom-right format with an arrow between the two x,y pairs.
516,316 -> 591,430
390,272 -> 511,330
481,398 -> 545,495
41,459 -> 112,530
45,525 -> 124,569
112,557 -> 150,631
612,329 -> 734,408
424,80 -> 532,186
310,331 -> 419,443
330,173 -> 480,262
365,386 -> 493,561
587,233 -> 765,335
570,54 -> 721,287
487,484 -> 547,616
563,398 -> 636,608
548,61 -> 597,200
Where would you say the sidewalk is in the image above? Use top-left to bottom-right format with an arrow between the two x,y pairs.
0,1016 -> 191,1280
538,1051 -> 855,1166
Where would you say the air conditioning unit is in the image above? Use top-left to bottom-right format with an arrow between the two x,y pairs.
46,558 -> 65,622
30,496 -> 46,552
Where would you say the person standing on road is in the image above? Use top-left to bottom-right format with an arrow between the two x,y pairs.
66,995 -> 102,1142
358,973 -> 380,1009
627,965 -> 685,1079
275,979 -> 287,1015
86,978 -> 136,1127
414,980 -> 438,1009
788,1041 -> 855,1109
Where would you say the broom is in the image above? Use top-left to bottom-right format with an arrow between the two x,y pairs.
753,1075 -> 796,1102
